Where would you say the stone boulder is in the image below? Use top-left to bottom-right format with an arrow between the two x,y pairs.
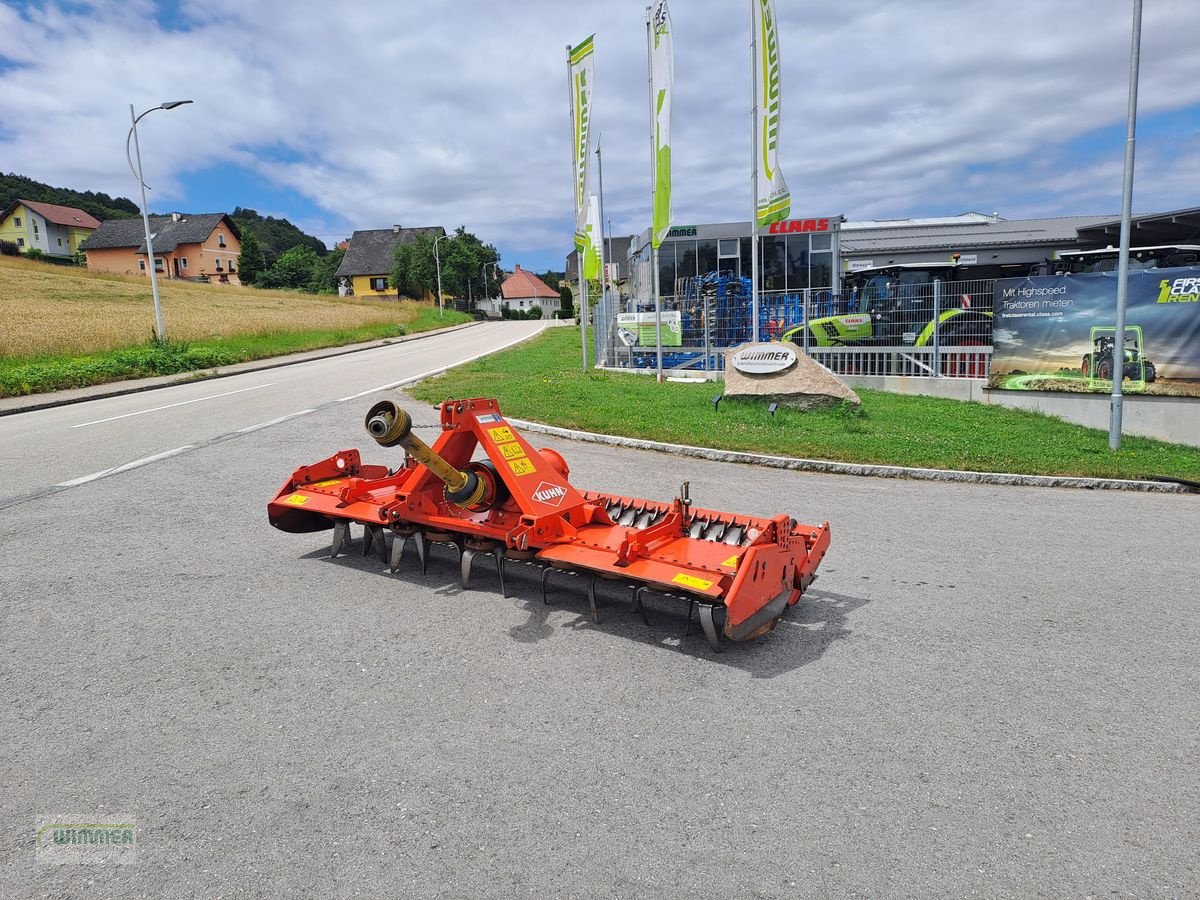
723,343 -> 860,411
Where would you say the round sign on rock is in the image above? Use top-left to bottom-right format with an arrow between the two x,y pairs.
731,345 -> 798,375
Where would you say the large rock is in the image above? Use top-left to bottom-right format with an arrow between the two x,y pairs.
723,343 -> 860,410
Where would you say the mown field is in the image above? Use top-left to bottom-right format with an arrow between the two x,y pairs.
0,254 -> 435,356
0,255 -> 469,395
411,326 -> 1200,482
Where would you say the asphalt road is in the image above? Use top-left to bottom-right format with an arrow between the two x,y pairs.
2,326 -> 1198,898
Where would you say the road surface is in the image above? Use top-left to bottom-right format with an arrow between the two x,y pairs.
2,321 -> 1197,898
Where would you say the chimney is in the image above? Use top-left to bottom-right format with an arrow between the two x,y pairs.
171,212 -> 181,223
393,225 -> 401,233
514,264 -> 522,272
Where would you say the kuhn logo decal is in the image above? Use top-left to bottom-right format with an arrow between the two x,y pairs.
532,482 -> 567,506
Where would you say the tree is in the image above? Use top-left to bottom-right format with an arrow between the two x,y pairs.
391,233 -> 438,298
558,285 -> 574,318
309,248 -> 345,294
231,207 -> 326,266
237,230 -> 265,285
257,245 -> 319,290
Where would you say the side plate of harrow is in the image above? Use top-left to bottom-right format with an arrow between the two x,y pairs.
268,398 -> 831,652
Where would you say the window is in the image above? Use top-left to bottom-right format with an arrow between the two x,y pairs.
180,258 -> 188,270
370,277 -> 388,291
217,233 -> 226,247
16,238 -> 24,248
154,258 -> 165,272
58,238 -> 64,247
215,259 -> 223,271
228,259 -> 235,272
33,223 -> 39,235
13,217 -> 20,227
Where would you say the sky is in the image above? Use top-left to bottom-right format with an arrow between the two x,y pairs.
2,0 -> 1199,273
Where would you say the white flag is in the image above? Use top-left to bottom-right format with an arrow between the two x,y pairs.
568,36 -> 596,261
753,0 -> 790,228
650,0 -> 673,249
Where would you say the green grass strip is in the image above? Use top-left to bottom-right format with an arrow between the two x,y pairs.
0,309 -> 470,397
410,326 -> 1200,481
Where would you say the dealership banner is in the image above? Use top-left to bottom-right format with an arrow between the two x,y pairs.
650,0 -> 673,249
752,0 -> 789,229
568,36 -> 595,261
616,311 -> 682,347
989,268 -> 1200,397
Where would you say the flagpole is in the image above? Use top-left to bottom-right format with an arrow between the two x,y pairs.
647,7 -> 663,382
597,135 -> 609,311
749,0 -> 760,343
567,43 -> 588,371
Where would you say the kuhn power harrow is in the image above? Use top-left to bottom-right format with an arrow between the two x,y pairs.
268,398 -> 830,651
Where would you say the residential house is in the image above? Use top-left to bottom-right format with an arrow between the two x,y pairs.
334,225 -> 445,299
82,213 -> 242,283
494,264 -> 560,317
0,199 -> 101,258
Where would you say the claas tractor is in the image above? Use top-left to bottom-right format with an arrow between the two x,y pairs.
1082,334 -> 1156,383
268,398 -> 831,652
780,264 -> 993,353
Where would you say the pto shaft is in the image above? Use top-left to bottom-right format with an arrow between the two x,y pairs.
364,400 -> 488,507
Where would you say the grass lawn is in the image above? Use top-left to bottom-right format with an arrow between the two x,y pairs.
410,326 -> 1200,482
0,254 -> 470,396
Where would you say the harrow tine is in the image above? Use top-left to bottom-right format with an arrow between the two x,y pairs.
540,566 -> 554,605
362,524 -> 386,560
704,521 -> 726,542
689,519 -> 707,539
587,577 -> 600,624
698,605 -> 722,653
617,507 -> 638,526
388,534 -> 406,572
722,525 -> 744,545
459,546 -> 507,596
630,586 -> 652,626
414,532 -> 428,575
330,520 -> 351,558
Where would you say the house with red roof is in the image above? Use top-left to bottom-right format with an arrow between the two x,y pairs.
0,199 -> 101,258
480,264 -> 560,318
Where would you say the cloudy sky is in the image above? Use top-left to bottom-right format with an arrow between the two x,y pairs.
2,0 -> 1198,272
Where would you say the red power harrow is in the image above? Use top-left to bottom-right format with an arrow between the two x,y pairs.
268,398 -> 831,652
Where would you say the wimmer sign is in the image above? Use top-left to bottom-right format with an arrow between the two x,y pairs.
988,268 -> 1200,397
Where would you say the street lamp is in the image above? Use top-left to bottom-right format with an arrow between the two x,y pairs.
126,100 -> 193,342
434,232 -> 454,317
481,261 -> 500,305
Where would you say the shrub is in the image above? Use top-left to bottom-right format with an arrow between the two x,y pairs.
25,247 -> 44,261
0,240 -> 19,257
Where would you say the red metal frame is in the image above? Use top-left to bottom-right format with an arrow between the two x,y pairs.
269,398 -> 831,645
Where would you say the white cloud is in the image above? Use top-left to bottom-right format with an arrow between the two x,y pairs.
2,0 -> 1198,267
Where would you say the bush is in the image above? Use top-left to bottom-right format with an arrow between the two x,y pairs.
0,240 -> 19,257
25,247 -> 44,261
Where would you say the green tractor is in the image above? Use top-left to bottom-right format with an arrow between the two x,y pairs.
1082,333 -> 1156,383
780,264 -> 993,371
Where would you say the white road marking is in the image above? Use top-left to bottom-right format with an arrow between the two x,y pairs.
332,325 -> 544,403
236,409 -> 316,434
55,445 -> 195,487
71,383 -> 277,428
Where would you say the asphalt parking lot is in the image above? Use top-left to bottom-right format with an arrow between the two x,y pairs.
3,393 -> 1198,898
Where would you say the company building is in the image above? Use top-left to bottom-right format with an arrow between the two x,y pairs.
616,207 -> 1200,301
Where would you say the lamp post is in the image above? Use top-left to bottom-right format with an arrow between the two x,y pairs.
126,100 -> 193,342
481,261 -> 499,311
434,232 -> 454,317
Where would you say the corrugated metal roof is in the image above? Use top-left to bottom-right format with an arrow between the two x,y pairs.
839,215 -> 1117,254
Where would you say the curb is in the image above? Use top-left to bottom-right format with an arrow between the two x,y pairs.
507,419 -> 1190,494
0,321 -> 480,418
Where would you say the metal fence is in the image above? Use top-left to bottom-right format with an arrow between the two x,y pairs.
593,276 -> 996,379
